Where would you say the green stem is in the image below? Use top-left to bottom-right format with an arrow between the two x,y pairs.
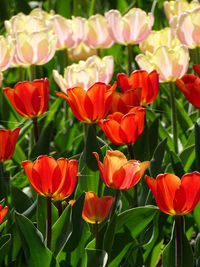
95,222 -> 99,249
169,83 -> 178,153
46,197 -> 52,250
127,45 -> 133,76
175,216 -> 183,267
30,65 -> 36,81
151,0 -> 158,14
110,189 -> 120,218
127,144 -> 134,160
57,201 -> 63,217
32,117 -> 39,143
97,49 -> 102,58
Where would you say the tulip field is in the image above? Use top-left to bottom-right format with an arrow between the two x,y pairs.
1,0 -> 200,266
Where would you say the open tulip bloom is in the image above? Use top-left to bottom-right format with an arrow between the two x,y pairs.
55,82 -> 116,123
94,150 -> 149,190
145,172 -> 200,215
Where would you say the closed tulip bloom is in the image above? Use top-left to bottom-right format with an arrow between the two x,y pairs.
117,70 -> 159,106
173,7 -> 200,48
85,14 -> 114,48
145,172 -> 200,215
0,127 -> 20,162
0,72 -> 3,87
4,78 -> 49,118
99,107 -> 145,145
0,205 -> 8,224
56,82 -> 116,123
0,36 -> 14,71
5,13 -> 57,67
94,150 -> 149,190
105,8 -> 154,45
175,64 -> 200,108
50,15 -> 85,50
82,191 -> 114,224
110,90 -> 141,114
67,42 -> 97,61
53,55 -> 114,92
164,0 -> 200,21
22,155 -> 78,201
139,28 -> 181,54
136,45 -> 189,82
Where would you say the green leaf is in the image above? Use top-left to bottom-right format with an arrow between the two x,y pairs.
195,122 -> 200,171
116,206 -> 159,236
170,151 -> 185,177
51,205 -> 72,257
0,234 -> 11,264
86,248 -> 108,267
149,138 -> 167,177
30,121 -> 54,159
103,213 -> 117,252
10,185 -> 33,213
79,125 -> 102,193
15,212 -> 60,267
57,193 -> 90,267
180,145 -> 195,172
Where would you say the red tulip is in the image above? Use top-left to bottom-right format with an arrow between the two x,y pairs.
145,172 -> 200,215
22,155 -> 78,201
4,78 -> 49,118
117,70 -> 159,106
55,82 -> 116,123
98,107 -> 145,145
0,127 -> 20,162
82,191 -> 114,224
176,64 -> 200,108
0,205 -> 8,224
94,150 -> 149,190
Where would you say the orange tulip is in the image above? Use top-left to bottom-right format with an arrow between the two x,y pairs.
99,107 -> 145,145
55,82 -> 116,123
0,127 -> 20,162
22,155 -> 78,201
145,172 -> 200,215
94,150 -> 149,190
117,70 -> 159,106
110,90 -> 141,114
82,191 -> 114,224
0,205 -> 8,224
175,64 -> 200,108
3,78 -> 49,118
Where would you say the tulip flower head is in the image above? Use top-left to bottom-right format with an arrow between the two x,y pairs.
175,64 -> 200,108
0,205 -> 8,224
22,155 -> 78,201
50,15 -> 85,50
85,14 -> 114,48
67,42 -> 97,61
0,36 -> 14,71
105,8 -> 154,45
145,172 -> 200,215
136,45 -> 189,82
99,107 -> 145,145
4,78 -> 49,118
82,191 -> 114,224
117,70 -> 159,106
0,127 -> 20,162
5,12 -> 57,67
56,82 -> 116,123
53,55 -> 114,92
164,0 -> 200,21
94,150 -> 149,190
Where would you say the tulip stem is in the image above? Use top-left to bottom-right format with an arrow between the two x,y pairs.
30,65 -> 36,81
95,222 -> 99,249
127,45 -> 133,76
97,49 -> 102,58
32,117 -> 39,143
127,144 -> 134,160
57,201 -> 63,217
110,189 -> 120,218
46,197 -> 52,250
169,83 -> 178,153
175,215 -> 183,267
